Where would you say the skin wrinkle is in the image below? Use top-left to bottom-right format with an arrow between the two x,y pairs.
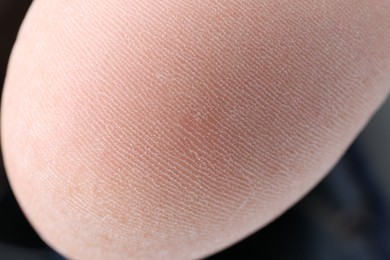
0,0 -> 374,241
1,0 -> 390,259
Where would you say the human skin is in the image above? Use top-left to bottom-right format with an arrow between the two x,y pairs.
0,0 -> 33,199
2,0 -> 390,259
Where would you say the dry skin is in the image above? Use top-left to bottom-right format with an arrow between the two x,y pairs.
2,0 -> 390,259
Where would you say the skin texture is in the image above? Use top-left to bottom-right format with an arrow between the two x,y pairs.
2,0 -> 390,259
0,0 -> 33,199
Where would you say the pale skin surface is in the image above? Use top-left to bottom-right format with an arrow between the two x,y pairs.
1,0 -> 390,259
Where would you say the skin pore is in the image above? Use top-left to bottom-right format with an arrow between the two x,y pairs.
1,0 -> 390,259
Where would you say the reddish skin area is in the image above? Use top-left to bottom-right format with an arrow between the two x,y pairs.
2,0 -> 390,259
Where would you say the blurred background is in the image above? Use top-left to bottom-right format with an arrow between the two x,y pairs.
0,1 -> 389,259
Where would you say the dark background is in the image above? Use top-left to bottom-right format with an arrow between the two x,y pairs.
1,1 -> 389,259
